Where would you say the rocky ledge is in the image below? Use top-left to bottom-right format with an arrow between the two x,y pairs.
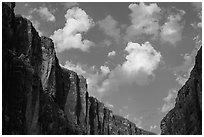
2,2 -> 155,135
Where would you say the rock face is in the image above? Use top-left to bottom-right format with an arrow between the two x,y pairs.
2,2 -> 155,135
160,47 -> 202,135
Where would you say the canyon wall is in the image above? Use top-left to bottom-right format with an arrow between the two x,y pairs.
2,2 -> 155,135
160,46 -> 202,134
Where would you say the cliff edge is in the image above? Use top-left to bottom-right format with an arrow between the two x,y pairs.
2,2 -> 155,135
160,46 -> 202,134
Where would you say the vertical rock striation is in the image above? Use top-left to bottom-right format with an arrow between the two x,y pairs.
2,2 -> 42,134
160,47 -> 202,135
2,2 -> 156,135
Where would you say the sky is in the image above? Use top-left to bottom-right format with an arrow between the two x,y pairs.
15,2 -> 202,134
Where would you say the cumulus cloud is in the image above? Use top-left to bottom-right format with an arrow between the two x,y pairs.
51,7 -> 95,52
31,7 -> 56,22
125,2 -> 161,41
97,42 -> 162,94
62,42 -> 162,97
122,42 -> 161,76
98,15 -> 121,43
125,2 -> 186,46
100,65 -> 110,75
160,10 -> 185,45
161,89 -> 177,113
107,50 -> 116,57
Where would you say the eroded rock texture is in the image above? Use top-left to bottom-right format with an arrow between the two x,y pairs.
3,2 -> 42,134
2,2 -> 155,135
160,47 -> 202,135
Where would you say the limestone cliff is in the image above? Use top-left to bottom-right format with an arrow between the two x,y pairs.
2,2 -> 155,135
160,47 -> 202,134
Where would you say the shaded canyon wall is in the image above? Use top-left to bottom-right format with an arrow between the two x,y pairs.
2,2 -> 155,135
160,44 -> 202,134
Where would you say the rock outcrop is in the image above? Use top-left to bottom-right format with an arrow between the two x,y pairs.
2,2 -> 155,135
160,47 -> 202,135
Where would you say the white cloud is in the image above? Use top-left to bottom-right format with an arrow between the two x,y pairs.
160,10 -> 185,45
191,11 -> 202,29
51,7 -> 95,52
32,7 -> 56,22
125,3 -> 186,46
107,50 -> 116,57
97,42 -> 162,95
62,42 -> 161,97
100,65 -> 110,75
125,2 -> 161,41
122,42 -> 161,76
98,15 -> 121,43
161,89 -> 177,113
